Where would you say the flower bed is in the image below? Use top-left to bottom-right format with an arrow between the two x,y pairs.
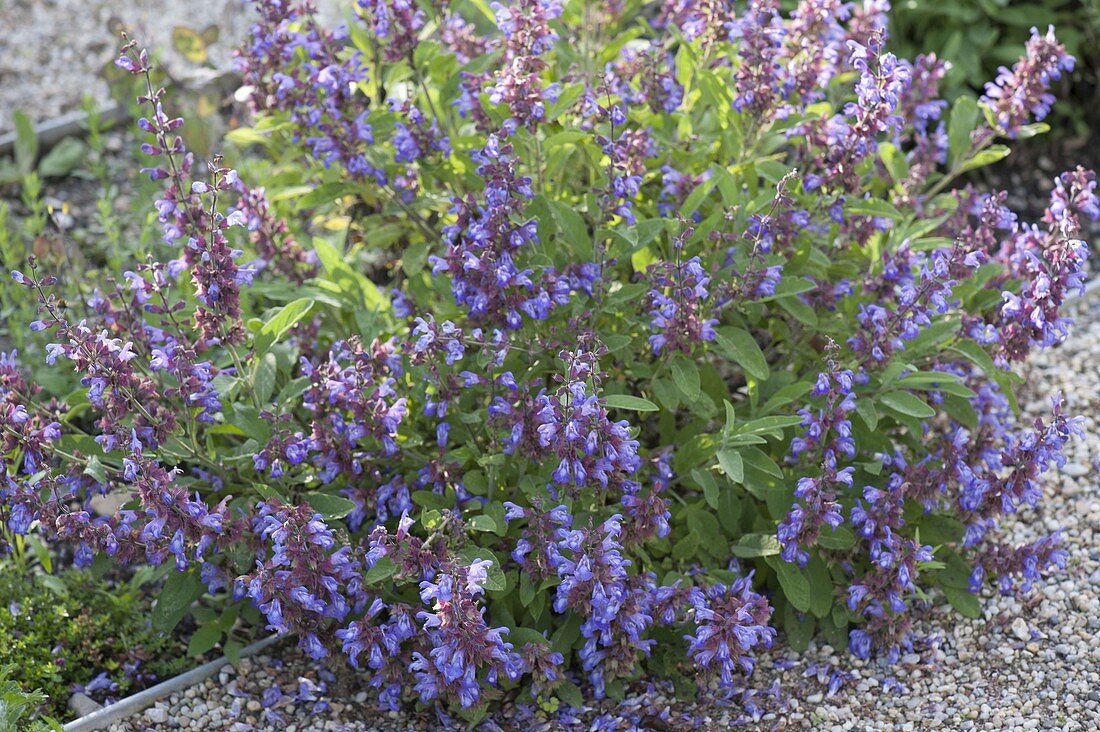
1,0 -> 1097,726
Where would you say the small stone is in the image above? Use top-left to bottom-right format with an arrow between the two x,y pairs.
69,693 -> 101,717
1011,617 -> 1031,641
1062,462 -> 1088,477
145,706 -> 169,724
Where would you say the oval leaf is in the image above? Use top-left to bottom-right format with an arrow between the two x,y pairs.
603,394 -> 659,412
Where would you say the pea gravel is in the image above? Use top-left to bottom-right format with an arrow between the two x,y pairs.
0,0 -> 344,135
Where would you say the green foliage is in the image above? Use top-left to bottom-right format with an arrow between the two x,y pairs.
0,564 -> 188,721
0,110 -> 88,186
0,666 -> 61,732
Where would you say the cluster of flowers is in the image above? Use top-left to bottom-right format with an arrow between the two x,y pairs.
0,0 -> 1093,722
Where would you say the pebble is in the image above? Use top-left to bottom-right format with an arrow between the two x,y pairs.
144,706 -> 168,724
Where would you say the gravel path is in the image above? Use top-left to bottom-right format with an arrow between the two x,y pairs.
98,299 -> 1100,731
0,0 -> 253,134
0,0 -> 333,135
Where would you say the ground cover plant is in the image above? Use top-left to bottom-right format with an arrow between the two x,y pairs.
0,0 -> 1096,725
0,555 -> 190,719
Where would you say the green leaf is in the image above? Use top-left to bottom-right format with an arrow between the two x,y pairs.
549,200 -> 592,259
730,533 -> 781,557
896,371 -> 977,399
806,555 -> 833,618
856,398 -> 879,431
296,183 -> 355,209
412,490 -> 452,511
402,240 -> 429,276
936,551 -> 974,589
772,559 -> 811,612
232,404 -> 272,444
38,137 -> 87,178
672,531 -> 701,561
83,455 -> 108,484
943,393 -> 979,430
714,327 -> 769,380
603,334 -> 633,353
755,277 -> 817,303
256,298 -> 315,354
223,639 -> 243,667
305,492 -> 357,520
188,624 -> 222,657
555,679 -> 584,709
467,514 -> 498,533
920,513 -> 965,546
817,525 -> 855,550
957,144 -> 1011,174
692,468 -> 720,509
734,415 -> 803,437
252,352 -> 277,405
844,197 -> 903,220
717,489 -> 742,534
546,83 -> 586,121
680,173 -> 720,218
948,341 -> 1018,414
172,25 -> 209,63
879,142 -> 909,183
225,127 -> 269,146
948,94 -> 979,165
37,574 -> 69,599
12,110 -> 37,175
685,506 -> 721,548
603,394 -> 659,412
1016,122 -> 1050,140
519,572 -> 536,607
942,585 -> 982,619
716,448 -> 744,483
364,557 -> 398,585
670,357 -> 701,401
879,391 -> 936,419
776,295 -> 818,326
784,602 -> 815,652
740,446 -> 783,478
153,570 -> 204,633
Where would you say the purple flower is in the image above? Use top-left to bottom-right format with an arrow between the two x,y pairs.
645,254 -> 718,355
684,575 -> 776,691
980,26 -> 1075,138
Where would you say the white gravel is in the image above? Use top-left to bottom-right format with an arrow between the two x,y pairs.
0,0 -> 344,135
0,0 -> 255,133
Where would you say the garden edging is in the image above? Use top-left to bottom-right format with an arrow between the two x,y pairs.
63,636 -> 279,732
